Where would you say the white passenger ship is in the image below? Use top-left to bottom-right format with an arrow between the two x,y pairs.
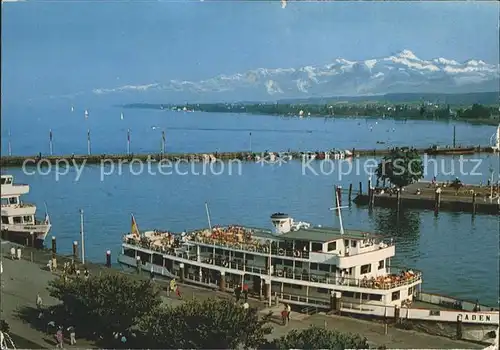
118,207 -> 498,339
0,175 -> 51,247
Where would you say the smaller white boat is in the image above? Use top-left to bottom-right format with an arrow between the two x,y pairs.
71,106 -> 74,112
84,110 -> 89,119
120,112 -> 124,120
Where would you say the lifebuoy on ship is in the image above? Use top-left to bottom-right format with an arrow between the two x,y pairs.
294,250 -> 301,258
277,270 -> 283,277
311,276 -> 317,282
278,249 -> 285,256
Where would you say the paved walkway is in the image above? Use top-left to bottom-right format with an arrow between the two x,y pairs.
0,242 -> 482,349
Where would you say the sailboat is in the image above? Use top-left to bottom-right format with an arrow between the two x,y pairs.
84,110 -> 89,119
120,112 -> 124,120
71,106 -> 74,112
491,124 -> 500,152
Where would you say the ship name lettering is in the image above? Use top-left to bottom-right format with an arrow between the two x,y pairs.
459,314 -> 491,322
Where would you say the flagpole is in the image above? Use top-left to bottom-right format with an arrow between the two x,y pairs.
161,131 -> 166,155
49,129 -> 53,156
87,129 -> 91,155
80,209 -> 85,264
127,129 -> 131,155
7,129 -> 12,156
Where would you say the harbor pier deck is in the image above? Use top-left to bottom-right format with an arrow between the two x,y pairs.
0,144 -> 495,167
0,240 -> 486,349
354,181 -> 500,215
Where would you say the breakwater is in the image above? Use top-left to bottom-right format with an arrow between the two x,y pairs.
0,145 -> 494,167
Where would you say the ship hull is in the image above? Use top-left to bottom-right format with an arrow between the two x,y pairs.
1,223 -> 51,248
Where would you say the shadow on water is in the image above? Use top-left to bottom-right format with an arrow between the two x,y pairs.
373,207 -> 421,243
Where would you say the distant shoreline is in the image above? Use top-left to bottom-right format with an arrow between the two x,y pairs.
123,103 -> 499,126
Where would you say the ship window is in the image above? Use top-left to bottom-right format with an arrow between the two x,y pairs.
351,240 -> 357,248
368,294 -> 382,301
311,243 -> 322,252
378,260 -> 385,269
316,288 -> 329,294
9,197 -> 18,204
1,217 -> 9,224
0,178 -> 5,185
234,252 -> 244,259
360,264 -> 371,274
318,264 -> 330,272
295,261 -> 303,268
152,254 -> 163,266
23,216 -> 33,223
292,284 -> 302,290
310,263 -> 318,270
123,248 -> 135,258
392,291 -> 400,301
283,259 -> 293,267
6,178 -> 12,184
246,254 -> 254,260
272,258 -> 283,265
408,287 -> 414,296
327,241 -> 337,251
343,291 -> 354,298
215,248 -> 223,255
13,217 -> 22,224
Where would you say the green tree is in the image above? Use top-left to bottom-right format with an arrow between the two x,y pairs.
139,298 -> 272,349
268,326 -> 369,349
376,148 -> 424,188
48,273 -> 161,340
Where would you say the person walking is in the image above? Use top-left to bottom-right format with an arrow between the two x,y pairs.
55,327 -> 64,348
286,304 -> 291,322
67,326 -> 76,345
36,294 -> 43,319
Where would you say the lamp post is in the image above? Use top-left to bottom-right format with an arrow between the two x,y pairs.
80,209 -> 85,264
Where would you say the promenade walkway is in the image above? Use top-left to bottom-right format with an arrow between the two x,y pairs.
0,241 -> 482,349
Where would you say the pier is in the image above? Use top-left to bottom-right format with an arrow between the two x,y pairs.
0,239 -> 488,349
0,145 -> 495,167
353,181 -> 500,215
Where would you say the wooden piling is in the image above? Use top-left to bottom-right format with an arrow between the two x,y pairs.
348,183 -> 353,204
359,181 -> 363,195
396,189 -> 401,211
472,192 -> 477,216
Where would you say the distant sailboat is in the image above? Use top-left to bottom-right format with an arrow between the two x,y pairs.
491,124 -> 500,151
84,110 -> 89,119
71,106 -> 74,112
120,112 -> 124,120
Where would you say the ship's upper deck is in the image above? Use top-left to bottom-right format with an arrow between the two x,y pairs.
123,223 -> 395,268
1,175 -> 29,197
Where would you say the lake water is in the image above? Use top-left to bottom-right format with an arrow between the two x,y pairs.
1,102 -> 498,156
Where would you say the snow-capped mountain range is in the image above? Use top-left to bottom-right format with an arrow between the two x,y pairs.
93,50 -> 499,101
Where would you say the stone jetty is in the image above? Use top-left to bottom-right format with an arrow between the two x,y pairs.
0,145 -> 494,167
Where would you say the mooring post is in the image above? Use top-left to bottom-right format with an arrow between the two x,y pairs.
359,181 -> 363,195
72,241 -> 78,259
456,315 -> 463,340
472,192 -> 477,216
348,183 -> 353,204
105,250 -> 111,268
396,189 -> 401,211
434,188 -> 441,216
51,236 -> 56,259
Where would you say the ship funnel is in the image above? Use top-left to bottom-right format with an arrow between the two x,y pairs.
270,213 -> 292,234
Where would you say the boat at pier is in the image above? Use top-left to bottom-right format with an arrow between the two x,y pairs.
0,175 -> 51,247
118,205 -> 498,339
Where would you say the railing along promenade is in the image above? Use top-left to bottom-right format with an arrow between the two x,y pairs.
1,144 -> 494,167
123,240 -> 421,291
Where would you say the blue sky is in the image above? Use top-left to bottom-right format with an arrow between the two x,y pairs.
2,1 -> 499,102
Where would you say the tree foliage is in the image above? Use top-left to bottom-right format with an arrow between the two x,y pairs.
268,326 -> 369,349
48,273 -> 162,339
376,148 -> 424,188
139,298 -> 272,349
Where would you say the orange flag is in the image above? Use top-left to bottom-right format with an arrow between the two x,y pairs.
131,214 -> 140,238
